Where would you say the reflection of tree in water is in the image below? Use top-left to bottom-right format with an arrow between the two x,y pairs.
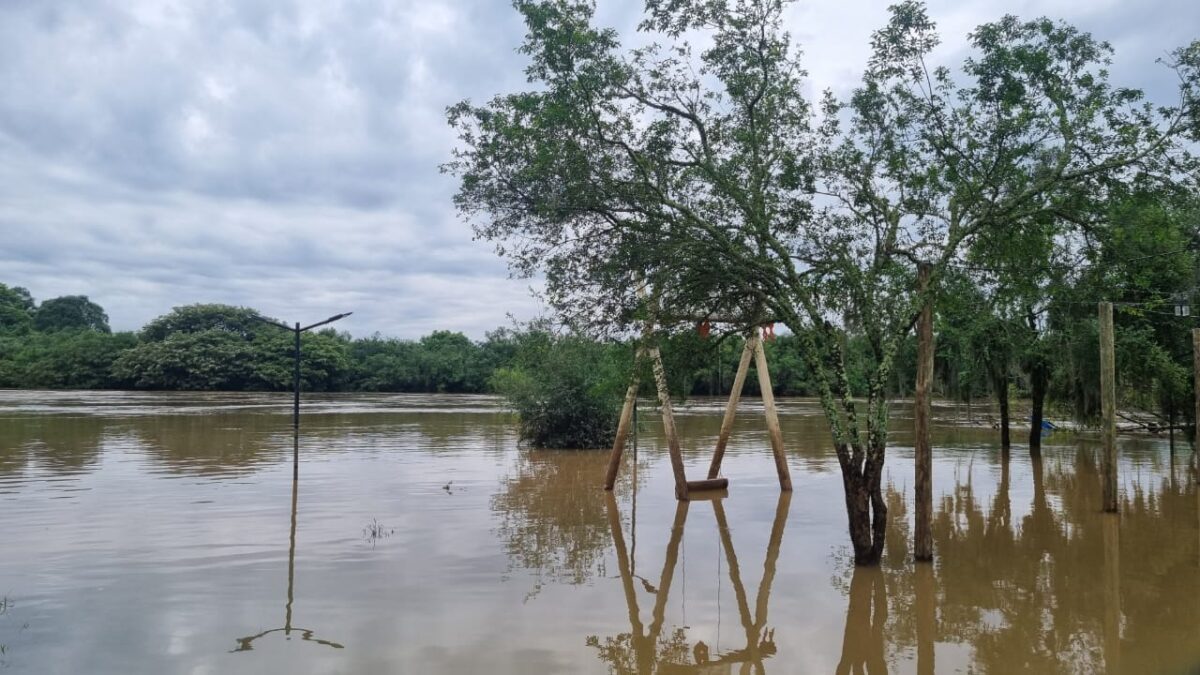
847,448 -> 1200,674
492,450 -> 619,589
0,415 -> 105,476
586,628 -> 692,675
133,413 -> 294,477
836,566 -> 889,675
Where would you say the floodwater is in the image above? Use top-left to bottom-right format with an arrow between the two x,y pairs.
0,391 -> 1197,674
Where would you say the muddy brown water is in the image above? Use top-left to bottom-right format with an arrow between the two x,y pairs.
0,390 -> 1197,673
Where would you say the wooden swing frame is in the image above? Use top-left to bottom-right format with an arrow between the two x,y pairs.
603,329 -> 793,500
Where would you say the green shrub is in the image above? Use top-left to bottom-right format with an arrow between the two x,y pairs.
491,330 -> 623,449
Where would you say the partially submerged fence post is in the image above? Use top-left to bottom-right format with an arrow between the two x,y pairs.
914,261 -> 934,561
1100,301 -> 1118,513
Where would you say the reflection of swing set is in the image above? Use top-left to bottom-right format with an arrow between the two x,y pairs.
602,490 -> 792,673
603,324 -> 793,501
232,437 -> 343,652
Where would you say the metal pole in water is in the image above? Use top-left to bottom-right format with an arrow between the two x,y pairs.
293,323 -> 301,431
294,322 -> 301,470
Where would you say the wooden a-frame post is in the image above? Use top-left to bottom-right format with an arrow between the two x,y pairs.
604,347 -> 645,492
604,283 -> 709,499
605,328 -> 793,498
706,333 -> 792,491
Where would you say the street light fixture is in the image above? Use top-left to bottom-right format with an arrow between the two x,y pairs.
250,312 -> 352,473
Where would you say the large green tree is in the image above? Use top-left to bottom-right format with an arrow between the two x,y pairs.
140,304 -> 270,341
448,0 -> 1199,564
33,295 -> 110,333
0,283 -> 35,333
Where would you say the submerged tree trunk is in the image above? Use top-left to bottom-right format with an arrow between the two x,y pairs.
781,312 -> 893,567
1028,360 -> 1049,457
839,439 -> 888,565
991,363 -> 1011,455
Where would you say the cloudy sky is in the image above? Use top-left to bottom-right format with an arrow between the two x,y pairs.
1,0 -> 1195,338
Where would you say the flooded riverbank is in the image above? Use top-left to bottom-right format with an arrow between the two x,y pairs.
0,391 -> 1196,673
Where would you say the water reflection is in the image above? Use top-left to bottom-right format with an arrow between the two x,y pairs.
847,449 -> 1200,674
590,490 -> 792,673
494,450 -> 647,588
0,415 -> 104,476
836,567 -> 888,674
3,392 -> 1199,673
135,413 -> 294,477
232,438 -> 343,653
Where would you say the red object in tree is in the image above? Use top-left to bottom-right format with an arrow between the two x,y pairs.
762,323 -> 775,341
697,319 -> 711,339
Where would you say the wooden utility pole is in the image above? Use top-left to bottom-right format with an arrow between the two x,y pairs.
914,262 -> 934,561
1100,301 -> 1118,513
1192,328 -> 1199,463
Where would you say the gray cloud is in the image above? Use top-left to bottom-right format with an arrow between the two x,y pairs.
0,0 -> 1194,337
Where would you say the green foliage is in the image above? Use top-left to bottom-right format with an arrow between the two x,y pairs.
0,283 -> 35,334
140,304 -> 271,341
344,330 -> 495,392
251,329 -> 351,392
0,331 -> 136,388
448,0 -> 1197,426
345,336 -> 423,391
33,295 -> 110,333
491,328 -> 624,449
112,330 -> 265,390
414,330 -> 490,392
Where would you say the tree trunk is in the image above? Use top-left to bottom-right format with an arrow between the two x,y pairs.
1028,360 -> 1048,458
840,440 -> 888,566
991,363 -> 1011,455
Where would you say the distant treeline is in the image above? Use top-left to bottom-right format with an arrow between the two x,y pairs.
0,284 -> 936,397
2,281 -> 1191,433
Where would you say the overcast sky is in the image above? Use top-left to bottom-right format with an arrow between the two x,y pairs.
1,0 -> 1195,339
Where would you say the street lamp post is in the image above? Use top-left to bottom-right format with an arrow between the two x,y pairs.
251,312 -> 352,472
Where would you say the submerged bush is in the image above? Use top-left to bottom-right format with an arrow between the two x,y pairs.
491,330 -> 623,449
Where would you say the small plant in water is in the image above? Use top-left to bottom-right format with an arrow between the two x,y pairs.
363,518 -> 395,547
0,596 -> 9,669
